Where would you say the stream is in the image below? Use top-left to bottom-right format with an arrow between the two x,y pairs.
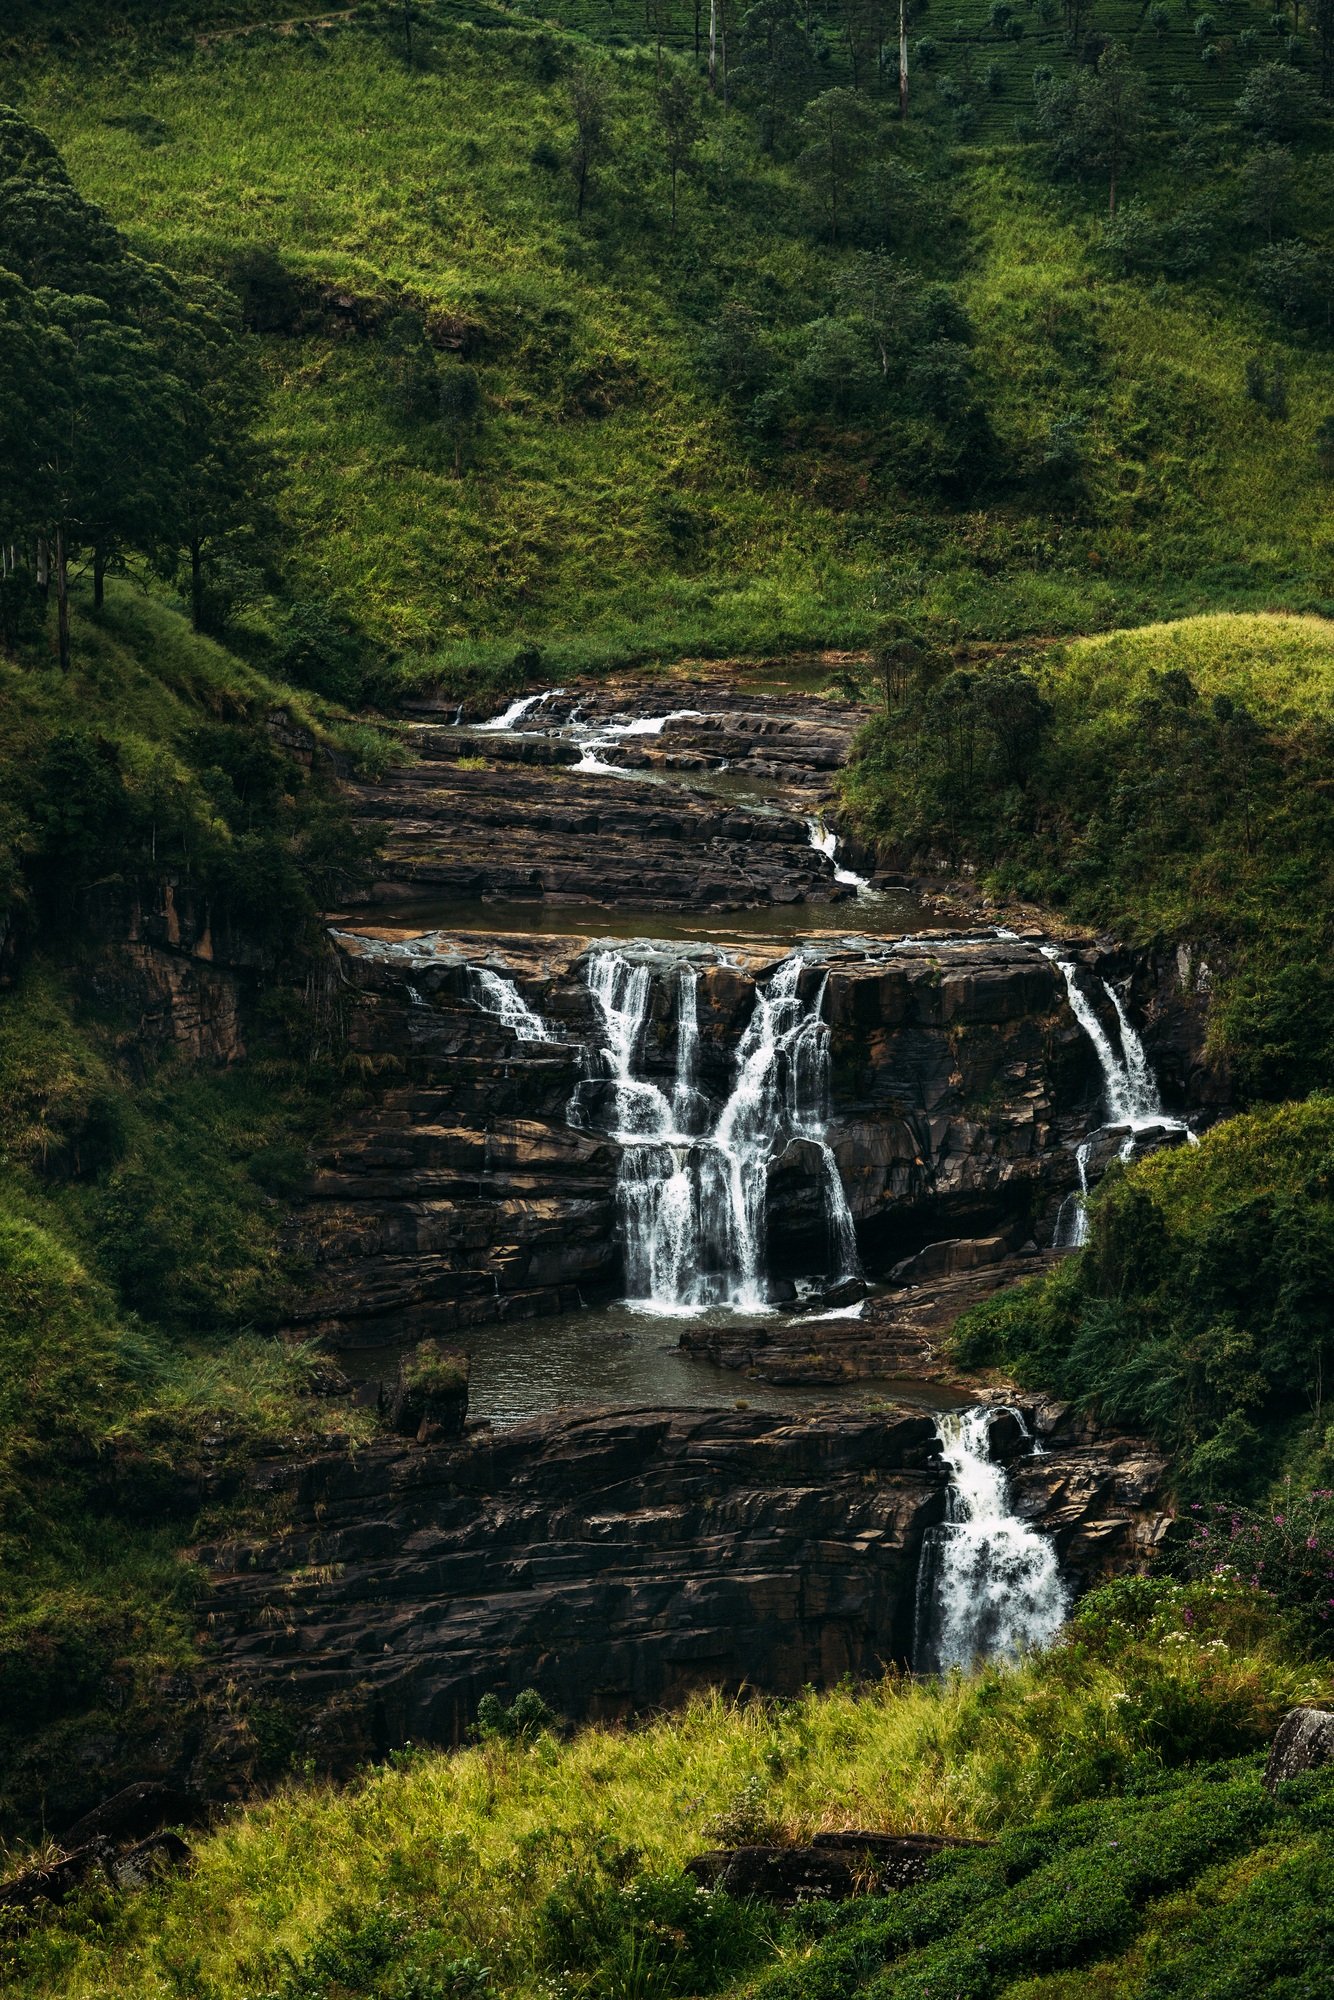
322,679 -> 1195,1669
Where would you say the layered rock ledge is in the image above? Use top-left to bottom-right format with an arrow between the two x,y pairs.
194,1400 -> 1168,1778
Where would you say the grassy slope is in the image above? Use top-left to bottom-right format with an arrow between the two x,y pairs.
15,4 -> 1334,675
842,609 -> 1334,1093
3,1576 -> 1328,1997
0,588 -> 383,1831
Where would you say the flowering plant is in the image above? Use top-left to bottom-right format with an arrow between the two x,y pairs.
1172,1488 -> 1334,1652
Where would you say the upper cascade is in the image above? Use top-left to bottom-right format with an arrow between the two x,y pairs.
571,948 -> 860,1314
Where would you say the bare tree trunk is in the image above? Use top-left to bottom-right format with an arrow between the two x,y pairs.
899,0 -> 909,116
55,524 -> 70,671
708,0 -> 717,89
36,535 -> 49,598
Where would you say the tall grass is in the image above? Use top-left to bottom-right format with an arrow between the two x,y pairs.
5,1586 -> 1326,1999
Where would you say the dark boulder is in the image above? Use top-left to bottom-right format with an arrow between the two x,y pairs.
685,1830 -> 988,1902
387,1341 -> 470,1441
1264,1707 -> 1334,1791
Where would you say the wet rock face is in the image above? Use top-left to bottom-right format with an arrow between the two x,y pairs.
286,931 -> 1099,1350
191,1399 -> 1168,1780
194,1407 -> 944,1774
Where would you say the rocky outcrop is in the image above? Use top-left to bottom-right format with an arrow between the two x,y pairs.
285,928 -> 1105,1352
195,1407 -> 944,1770
685,1831 -> 988,1901
192,1399 -> 1168,1779
1264,1707 -> 1334,1791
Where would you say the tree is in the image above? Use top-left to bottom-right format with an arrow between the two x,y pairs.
1034,44 -> 1151,215
37,296 -> 186,667
1251,238 -> 1334,336
1239,142 -> 1295,241
166,283 -> 280,633
657,73 -> 703,234
795,88 -> 876,243
1236,60 -> 1321,135
737,0 -> 812,150
569,64 -> 612,219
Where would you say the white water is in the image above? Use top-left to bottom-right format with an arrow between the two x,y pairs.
1044,951 -> 1190,1247
466,966 -> 555,1043
575,950 -> 861,1314
806,817 -> 873,894
476,688 -> 564,732
913,1408 -> 1069,1672
572,709 -> 705,775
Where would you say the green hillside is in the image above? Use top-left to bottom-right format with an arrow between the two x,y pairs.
11,0 -> 1333,681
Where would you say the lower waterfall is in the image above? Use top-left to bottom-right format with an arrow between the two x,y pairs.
573,949 -> 861,1313
913,1408 -> 1069,1672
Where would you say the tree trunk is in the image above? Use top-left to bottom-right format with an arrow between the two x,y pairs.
190,538 -> 204,633
36,535 -> 49,599
708,0 -> 717,86
55,524 -> 70,671
899,0 -> 909,117
93,547 -> 106,610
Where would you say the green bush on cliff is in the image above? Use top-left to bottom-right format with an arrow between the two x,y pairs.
843,613 -> 1334,1097
952,1097 -> 1334,1499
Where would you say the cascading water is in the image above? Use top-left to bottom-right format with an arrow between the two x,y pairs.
476,688 -> 564,731
465,966 -> 555,1043
1044,950 -> 1190,1247
913,1408 -> 1069,1673
572,709 -> 705,776
806,817 -> 873,895
573,949 -> 861,1313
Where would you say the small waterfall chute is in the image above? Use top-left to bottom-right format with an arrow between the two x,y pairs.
466,966 -> 555,1043
806,816 -> 873,895
1044,949 -> 1191,1244
913,1408 -> 1068,1674
476,688 -> 564,732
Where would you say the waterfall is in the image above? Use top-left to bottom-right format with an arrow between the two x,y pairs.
1044,951 -> 1190,1245
575,949 -> 861,1314
806,817 -> 873,894
466,966 -> 555,1043
476,688 -> 563,732
913,1409 -> 1069,1674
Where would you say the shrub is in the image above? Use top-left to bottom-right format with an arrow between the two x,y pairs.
1173,1491 -> 1334,1651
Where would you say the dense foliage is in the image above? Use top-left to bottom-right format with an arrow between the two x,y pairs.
842,613 -> 1334,1096
953,1098 -> 1334,1497
11,0 -> 1334,680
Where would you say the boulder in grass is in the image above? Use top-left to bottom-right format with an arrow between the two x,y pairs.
388,1341 -> 469,1442
1264,1707 -> 1334,1791
685,1831 -> 989,1903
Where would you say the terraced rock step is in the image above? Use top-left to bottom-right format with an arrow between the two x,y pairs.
346,676 -> 872,912
191,1400 -> 1167,1779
